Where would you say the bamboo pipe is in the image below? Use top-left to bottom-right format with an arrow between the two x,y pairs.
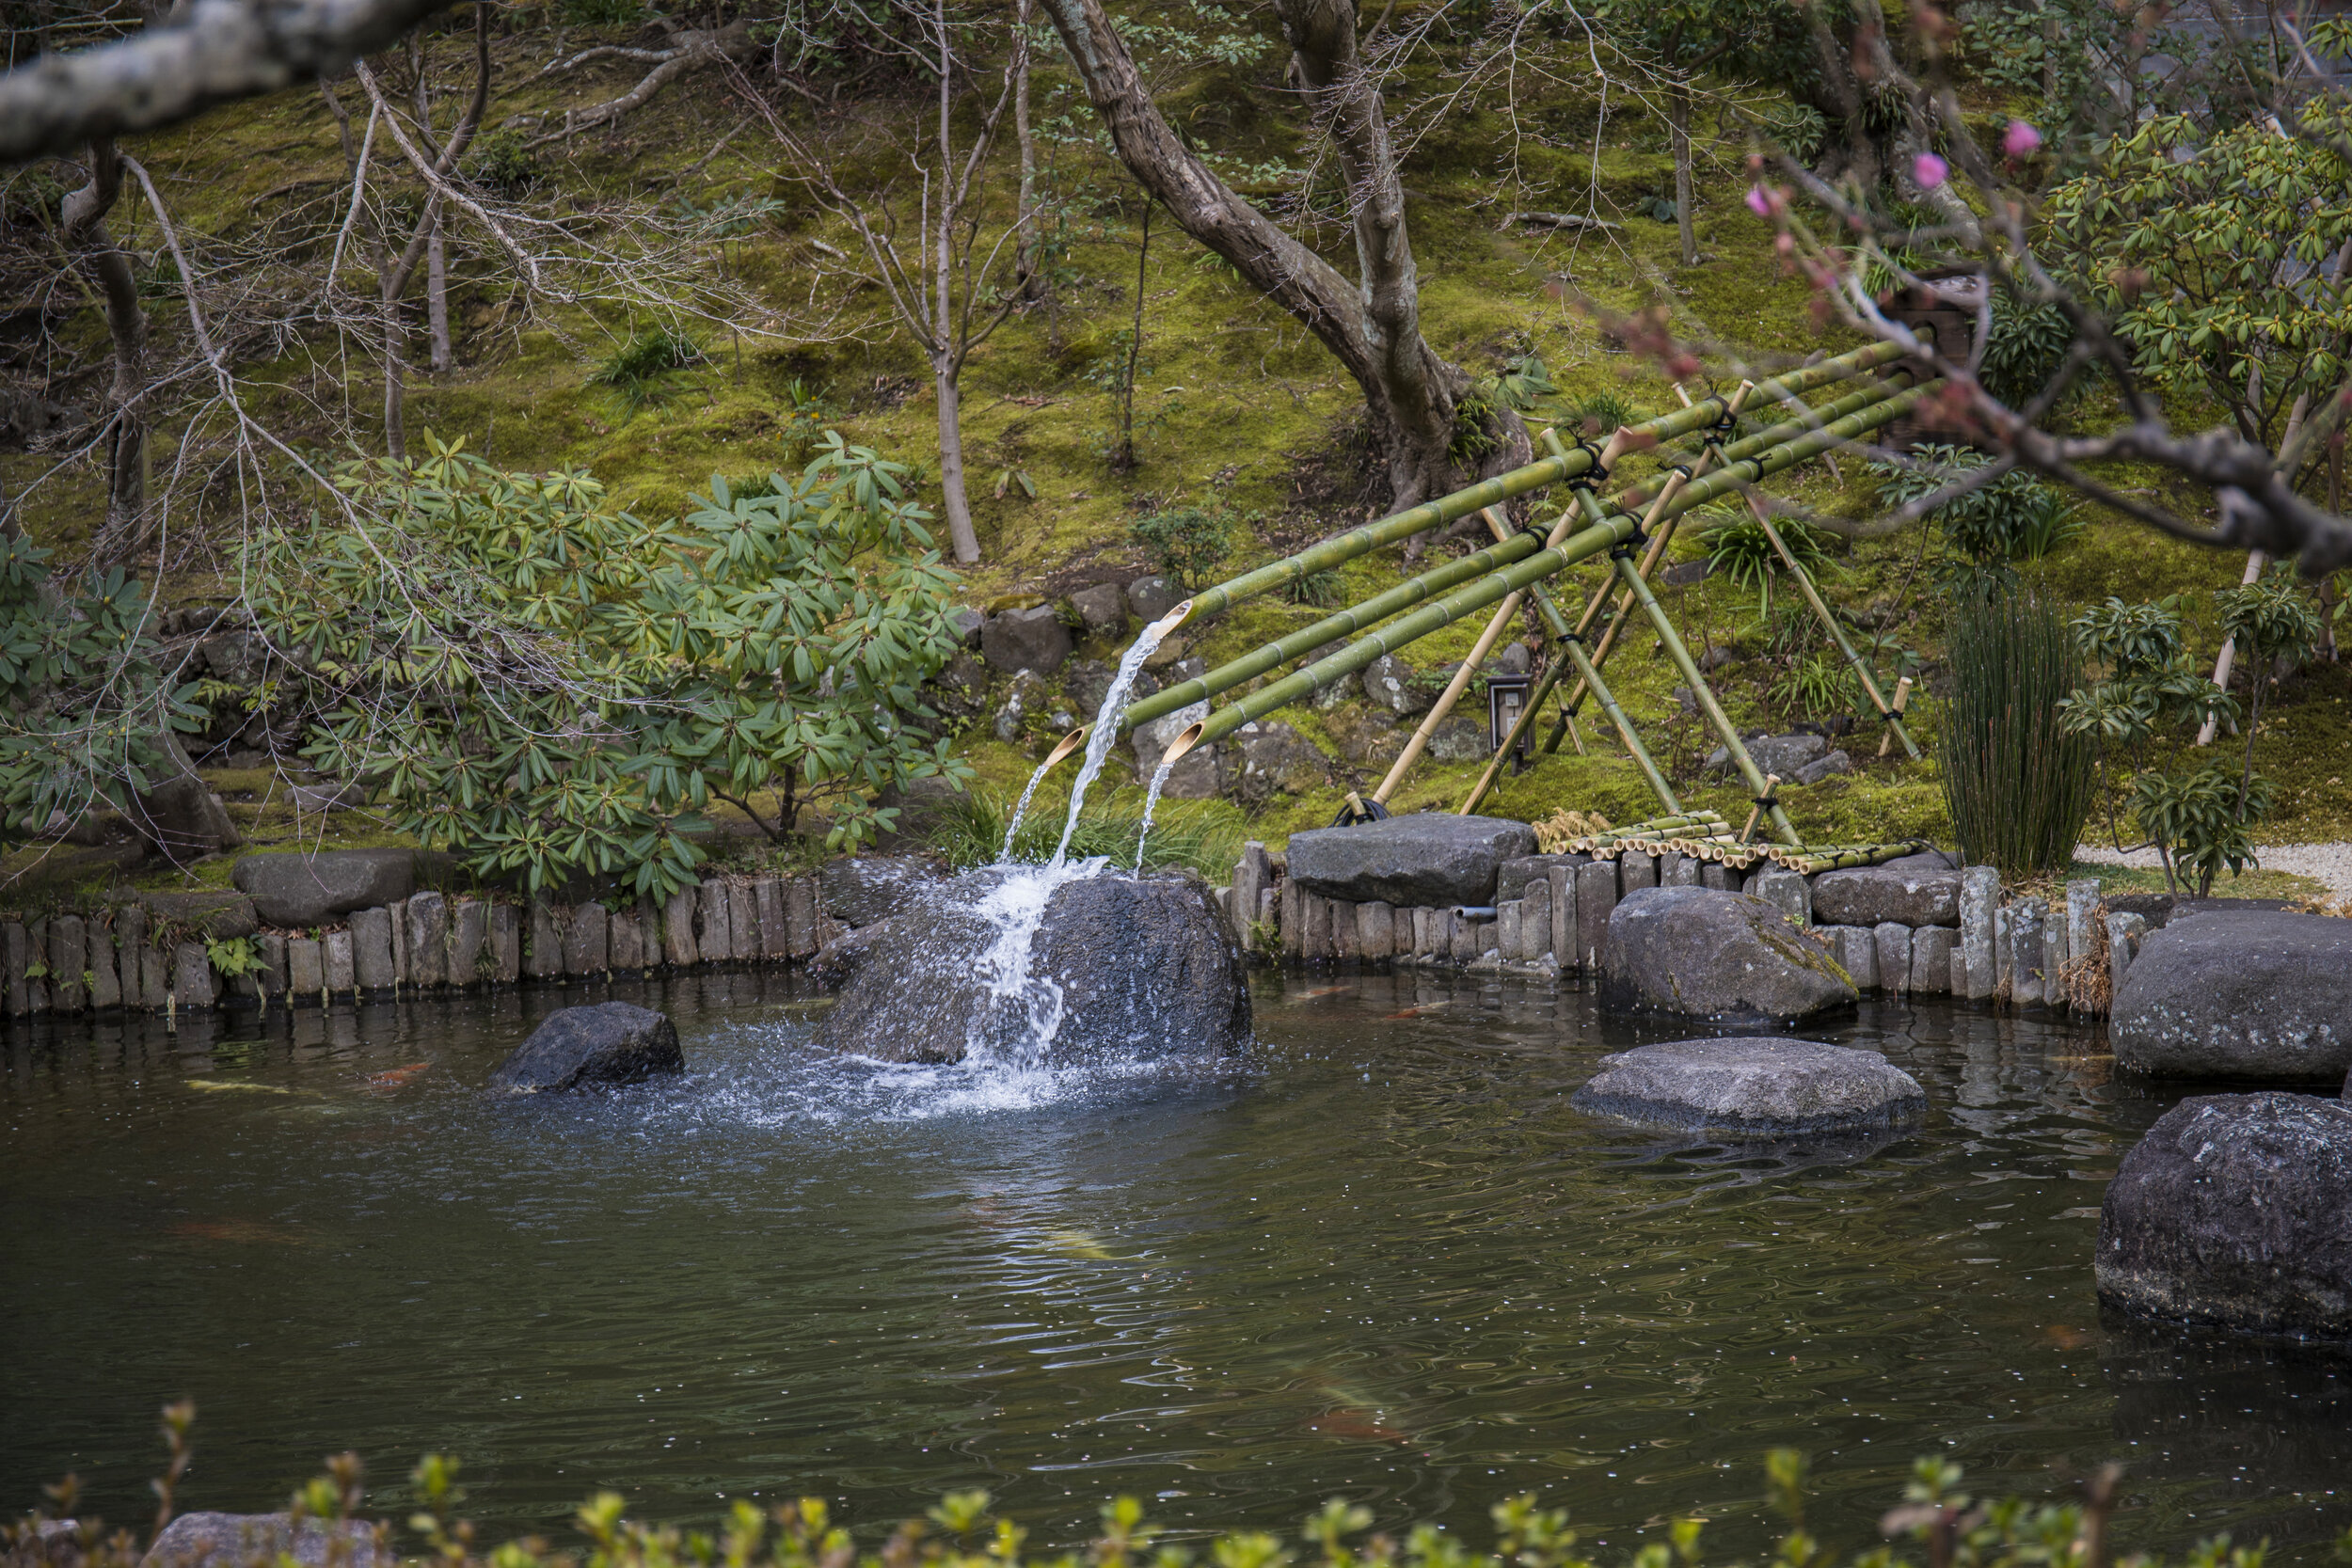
1740,777 -> 1783,843
1877,675 -> 1915,759
1168,341 -> 1911,629
1153,381 -> 1940,771
1741,492 -> 1923,762
1118,369 -> 1924,747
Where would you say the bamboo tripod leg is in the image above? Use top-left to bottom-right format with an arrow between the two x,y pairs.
1745,494 -> 1922,762
1611,547 -> 1803,847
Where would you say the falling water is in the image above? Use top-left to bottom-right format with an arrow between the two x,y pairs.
1133,751 -> 1180,871
963,600 -> 1193,1067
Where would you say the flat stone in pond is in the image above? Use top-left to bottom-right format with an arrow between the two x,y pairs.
1572,1037 -> 1926,1136
1285,813 -> 1534,908
2112,911 -> 2352,1082
2097,1091 -> 2352,1338
487,1002 -> 683,1092
1598,885 -> 1857,1024
143,1513 -> 391,1568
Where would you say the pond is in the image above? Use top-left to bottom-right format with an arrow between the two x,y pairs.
3,973 -> 2346,1560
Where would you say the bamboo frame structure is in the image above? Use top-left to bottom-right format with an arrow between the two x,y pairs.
1740,494 -> 1923,761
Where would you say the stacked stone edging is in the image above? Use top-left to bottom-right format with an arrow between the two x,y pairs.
2,869 -> 847,1022
1224,836 -> 2127,1014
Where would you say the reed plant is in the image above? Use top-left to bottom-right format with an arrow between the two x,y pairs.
924,784 -> 1245,879
1939,587 -> 2097,875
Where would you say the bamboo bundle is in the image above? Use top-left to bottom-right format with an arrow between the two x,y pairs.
1565,811 -> 1733,855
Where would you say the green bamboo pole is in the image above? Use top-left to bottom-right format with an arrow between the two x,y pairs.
1153,381 -> 1938,768
1559,633 -> 1681,814
1609,532 -> 1803,846
1169,340 -> 1909,629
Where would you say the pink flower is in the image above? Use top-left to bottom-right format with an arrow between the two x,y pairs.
1746,183 -> 1773,217
2003,119 -> 2042,158
1913,151 -> 1949,187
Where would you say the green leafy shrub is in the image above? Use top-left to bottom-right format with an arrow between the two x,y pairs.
591,329 -> 704,410
1979,287 -> 2074,408
1569,390 -> 1633,436
1287,567 -> 1344,607
1490,352 -> 1558,412
250,433 -> 969,896
1871,444 -> 2081,570
1130,505 -> 1233,592
0,532 -> 198,850
2131,765 -> 2275,896
1695,506 -> 1837,621
466,129 -> 537,197
1940,587 -> 2096,875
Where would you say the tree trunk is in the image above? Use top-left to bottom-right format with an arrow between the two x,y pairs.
934,359 -> 979,563
426,212 -> 451,372
930,1 -> 981,566
382,279 -> 408,460
1035,0 -> 1511,511
61,138 -> 149,559
1013,0 -> 1041,297
1668,82 -> 1697,267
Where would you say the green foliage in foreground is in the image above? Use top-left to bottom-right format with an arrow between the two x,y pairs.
924,784 -> 1244,880
252,434 -> 969,897
10,1418 -> 2314,1568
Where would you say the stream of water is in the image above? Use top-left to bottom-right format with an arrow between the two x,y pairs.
4,975 -> 2346,1559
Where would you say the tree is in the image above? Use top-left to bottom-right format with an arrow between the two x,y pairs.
1035,0 -> 1521,512
56,136 -> 148,555
746,0 -> 1027,566
252,436 -> 974,895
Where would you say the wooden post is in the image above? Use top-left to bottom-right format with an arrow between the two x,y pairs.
1740,775 -> 1781,844
1878,675 -> 1914,759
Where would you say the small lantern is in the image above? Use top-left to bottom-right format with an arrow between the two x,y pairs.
1486,673 -> 1534,771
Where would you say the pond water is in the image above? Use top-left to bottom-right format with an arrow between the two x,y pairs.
3,973 -> 2347,1560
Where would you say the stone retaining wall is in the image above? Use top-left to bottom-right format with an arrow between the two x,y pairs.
1225,842 -> 2125,1014
0,874 -> 842,1021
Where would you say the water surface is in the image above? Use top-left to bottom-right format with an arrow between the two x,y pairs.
3,973 -> 2345,1559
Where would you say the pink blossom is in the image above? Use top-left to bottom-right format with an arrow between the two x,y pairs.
1745,183 -> 1773,217
1913,151 -> 1949,188
2003,119 -> 2042,158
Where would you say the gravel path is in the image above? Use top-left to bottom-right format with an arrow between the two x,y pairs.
2073,840 -> 2352,899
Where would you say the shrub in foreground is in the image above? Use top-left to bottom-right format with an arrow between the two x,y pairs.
4,1405 -> 2321,1568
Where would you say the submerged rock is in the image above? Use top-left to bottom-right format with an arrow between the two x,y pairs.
1285,813 -> 1534,908
1598,885 -> 1856,1023
143,1513 -> 391,1568
1572,1037 -> 1926,1136
487,1002 -> 684,1092
2097,1091 -> 2352,1338
819,855 -> 945,927
812,868 -> 1249,1066
2112,911 -> 2352,1082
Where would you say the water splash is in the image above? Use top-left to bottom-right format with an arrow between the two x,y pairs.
1000,760 -> 1054,862
1048,606 -> 1184,867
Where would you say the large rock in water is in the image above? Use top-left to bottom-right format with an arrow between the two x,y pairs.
143,1513 -> 391,1568
2112,911 -> 2352,1081
487,1002 -> 684,1091
812,868 -> 1249,1065
232,848 -> 415,927
1572,1037 -> 1926,1136
1285,813 -> 1534,908
818,855 -> 944,927
2097,1092 -> 2352,1338
1599,885 -> 1857,1023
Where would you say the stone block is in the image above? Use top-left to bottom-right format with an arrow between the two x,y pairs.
405,892 -> 449,988
525,901 -> 563,979
1701,862 -> 1738,892
1959,866 -> 1999,1001
172,942 -> 215,1009
1994,905 -> 2014,1001
288,938 -> 324,1000
89,925 -> 119,1010
729,879 -> 761,960
2042,911 -> 2070,1013
1358,899 -> 1394,959
1390,902 -> 1412,957
388,897 -> 408,985
787,877 -> 818,958
1810,866 -> 1961,927
257,931 -> 287,1004
323,930 -> 356,994
1498,851 -> 1588,905
1287,813 -> 1535,908
699,881 -> 732,963
2012,897 -> 2047,1006
1332,898 -> 1361,960
663,890 -> 701,967
1661,852 -> 1702,888
50,915 -> 86,1012
564,902 -> 610,975
1752,867 -> 1810,928
351,908 -> 397,991
2065,878 -> 2102,1009
450,898 -> 489,988
2,921 -> 26,1015
1496,900 -> 1522,961
1519,875 -> 1551,960
1909,926 -> 1954,994
1548,865 -> 1575,969
755,876 -> 788,958
1279,879 -> 1303,958
232,849 -> 415,927
1575,860 -> 1617,972
1618,851 -> 1658,895
1874,922 -> 1913,995
609,910 -> 642,972
1825,924 -> 1878,989
490,903 -> 521,983
1301,894 -> 1332,960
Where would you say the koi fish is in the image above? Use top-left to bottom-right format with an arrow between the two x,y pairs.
1042,1228 -> 1119,1261
364,1062 -> 433,1087
2040,1325 -> 2093,1350
1307,1408 -> 1412,1443
187,1079 -> 302,1095
1385,1003 -> 1449,1019
1293,987 -> 1352,1001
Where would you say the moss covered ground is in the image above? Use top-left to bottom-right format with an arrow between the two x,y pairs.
7,13 -> 2346,903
